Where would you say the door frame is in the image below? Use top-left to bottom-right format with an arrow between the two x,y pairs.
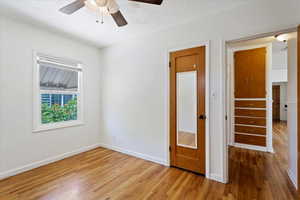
227,43 -> 273,152
167,41 -> 210,179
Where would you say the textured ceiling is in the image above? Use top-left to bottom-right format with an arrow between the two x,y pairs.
0,0 -> 249,47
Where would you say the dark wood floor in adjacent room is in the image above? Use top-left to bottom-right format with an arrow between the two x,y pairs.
0,122 -> 298,200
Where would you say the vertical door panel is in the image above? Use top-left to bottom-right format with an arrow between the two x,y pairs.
272,85 -> 280,120
234,48 -> 266,98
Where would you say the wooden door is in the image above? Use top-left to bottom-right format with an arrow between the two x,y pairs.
170,46 -> 206,174
234,48 -> 266,98
272,85 -> 280,121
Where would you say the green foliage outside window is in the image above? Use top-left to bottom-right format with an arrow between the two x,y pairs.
41,98 -> 77,124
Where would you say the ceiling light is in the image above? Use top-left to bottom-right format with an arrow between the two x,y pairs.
85,0 -> 111,24
85,0 -> 118,15
85,0 -> 101,12
275,34 -> 289,42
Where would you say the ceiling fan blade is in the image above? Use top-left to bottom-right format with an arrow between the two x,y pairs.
59,0 -> 86,15
111,11 -> 128,27
128,0 -> 163,5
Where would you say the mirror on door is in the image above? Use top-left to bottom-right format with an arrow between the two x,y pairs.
176,71 -> 197,149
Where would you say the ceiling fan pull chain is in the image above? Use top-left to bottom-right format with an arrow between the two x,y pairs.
96,6 -> 104,24
101,11 -> 104,24
96,7 -> 100,23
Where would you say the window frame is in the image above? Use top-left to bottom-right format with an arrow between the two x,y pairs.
33,52 -> 84,132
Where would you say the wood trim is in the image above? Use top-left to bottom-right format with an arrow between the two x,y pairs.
235,125 -> 266,135
235,134 -> 266,147
235,100 -> 266,108
170,49 -> 176,167
235,117 -> 266,126
297,25 -> 300,191
235,109 -> 266,117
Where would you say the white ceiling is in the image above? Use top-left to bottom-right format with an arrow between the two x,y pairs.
0,0 -> 249,47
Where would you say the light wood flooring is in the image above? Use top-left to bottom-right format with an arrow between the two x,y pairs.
273,120 -> 288,169
0,122 -> 298,200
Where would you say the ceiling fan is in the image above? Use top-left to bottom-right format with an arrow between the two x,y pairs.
59,0 -> 163,27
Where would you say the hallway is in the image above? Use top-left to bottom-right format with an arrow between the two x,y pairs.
273,121 -> 288,169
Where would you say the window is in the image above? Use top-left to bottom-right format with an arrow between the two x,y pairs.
33,53 -> 83,132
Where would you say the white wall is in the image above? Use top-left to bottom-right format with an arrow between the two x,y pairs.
272,69 -> 288,82
99,0 -> 300,182
287,38 -> 298,188
272,46 -> 288,82
273,49 -> 287,69
0,16 -> 102,178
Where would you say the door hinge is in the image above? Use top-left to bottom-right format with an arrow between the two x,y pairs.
169,61 -> 171,68
169,146 -> 172,152
225,115 -> 228,120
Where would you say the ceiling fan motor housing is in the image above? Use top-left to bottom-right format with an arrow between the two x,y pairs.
95,0 -> 119,14
95,0 -> 108,7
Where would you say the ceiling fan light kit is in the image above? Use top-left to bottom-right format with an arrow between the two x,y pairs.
59,0 -> 163,27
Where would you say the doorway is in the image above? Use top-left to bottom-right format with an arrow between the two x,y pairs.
228,44 -> 270,150
226,30 -> 298,191
169,46 -> 206,174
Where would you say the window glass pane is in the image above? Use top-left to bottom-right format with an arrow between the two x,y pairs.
39,64 -> 78,91
41,94 -> 78,124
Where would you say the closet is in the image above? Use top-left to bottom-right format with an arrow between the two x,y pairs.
234,47 -> 267,147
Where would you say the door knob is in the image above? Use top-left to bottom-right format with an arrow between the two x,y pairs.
199,114 -> 206,120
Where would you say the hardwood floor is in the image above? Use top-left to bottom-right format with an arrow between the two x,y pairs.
273,120 -> 288,169
0,125 -> 298,199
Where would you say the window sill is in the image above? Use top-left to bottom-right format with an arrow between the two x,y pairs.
33,120 -> 84,133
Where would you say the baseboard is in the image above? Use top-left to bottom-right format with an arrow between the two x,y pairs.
232,143 -> 268,152
98,143 -> 169,166
287,168 -> 298,190
267,146 -> 274,153
209,173 -> 227,183
0,143 -> 101,180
